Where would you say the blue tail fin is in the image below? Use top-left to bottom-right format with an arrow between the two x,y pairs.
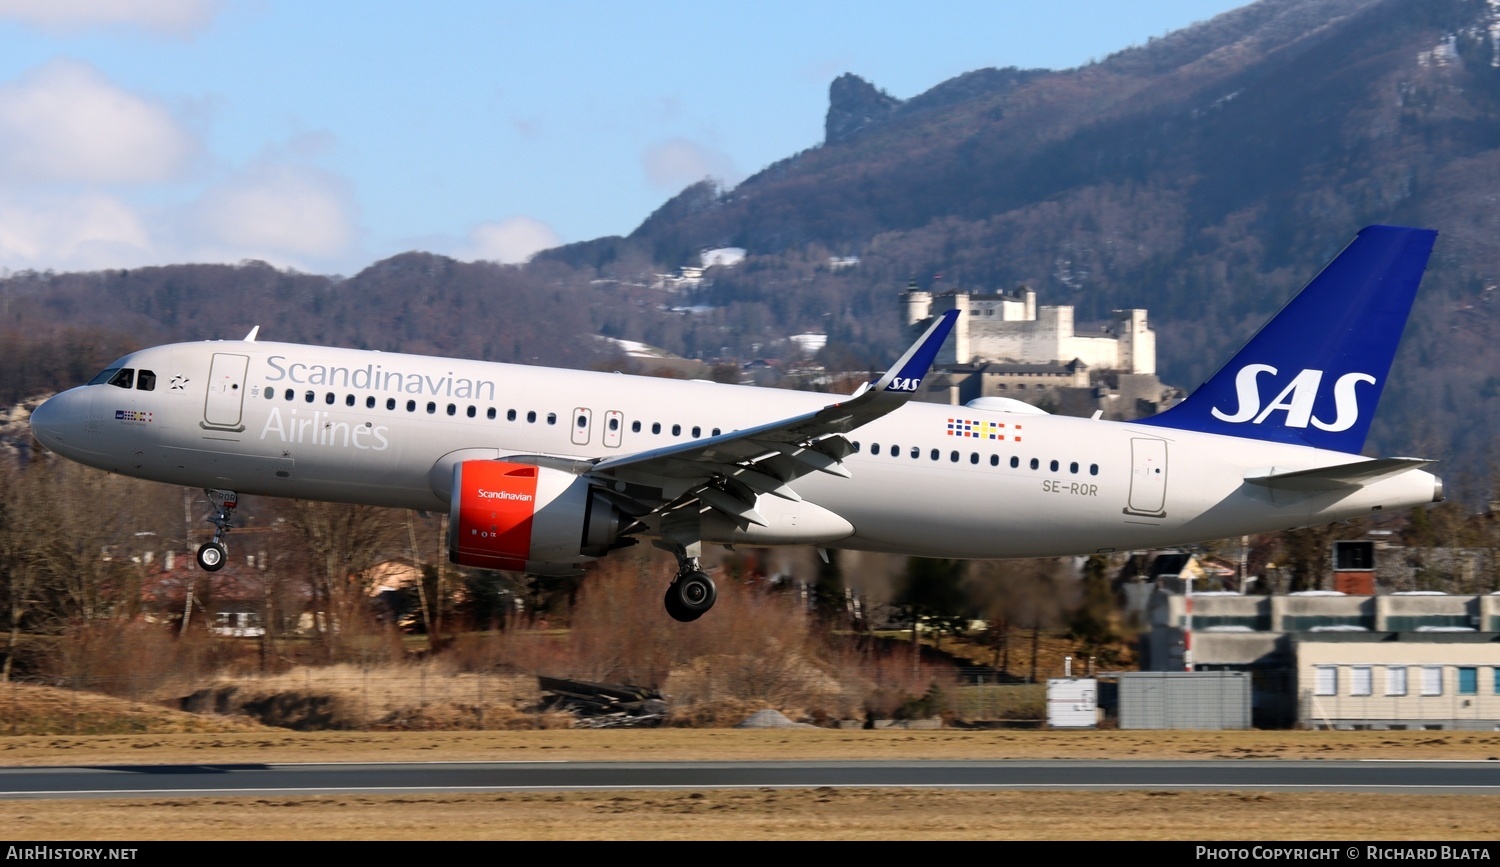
1136,225 -> 1436,454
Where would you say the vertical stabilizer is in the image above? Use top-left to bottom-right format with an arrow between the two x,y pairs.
1136,225 -> 1436,454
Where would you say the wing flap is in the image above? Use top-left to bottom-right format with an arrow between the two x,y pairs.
584,309 -> 959,529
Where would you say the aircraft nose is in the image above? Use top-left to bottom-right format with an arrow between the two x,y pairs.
28,392 -> 72,453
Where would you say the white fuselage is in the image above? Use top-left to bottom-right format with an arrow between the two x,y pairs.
32,339 -> 1441,560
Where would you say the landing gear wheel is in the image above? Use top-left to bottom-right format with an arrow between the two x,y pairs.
664,570 -> 717,622
199,488 -> 239,573
196,542 -> 226,572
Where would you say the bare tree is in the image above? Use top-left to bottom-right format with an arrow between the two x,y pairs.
276,499 -> 404,661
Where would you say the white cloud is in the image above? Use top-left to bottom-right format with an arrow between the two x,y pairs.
0,59 -> 195,185
0,0 -> 221,38
189,163 -> 356,263
462,217 -> 561,264
642,137 -> 739,190
0,193 -> 152,271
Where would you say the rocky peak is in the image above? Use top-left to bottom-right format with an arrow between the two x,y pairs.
824,73 -> 902,145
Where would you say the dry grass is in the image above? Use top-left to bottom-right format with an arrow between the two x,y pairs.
0,683 -> 264,736
0,727 -> 1497,766
0,790 -> 1496,840
180,663 -> 573,731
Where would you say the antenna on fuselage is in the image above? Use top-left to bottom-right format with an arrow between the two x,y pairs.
243,326 -> 260,342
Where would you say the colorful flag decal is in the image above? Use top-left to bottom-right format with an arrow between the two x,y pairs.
946,418 -> 1021,441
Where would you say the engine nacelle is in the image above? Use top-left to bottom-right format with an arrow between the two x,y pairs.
448,460 -> 627,573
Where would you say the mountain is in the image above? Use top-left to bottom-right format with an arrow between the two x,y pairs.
542,0 -> 1500,489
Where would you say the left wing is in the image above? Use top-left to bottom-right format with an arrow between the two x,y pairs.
576,310 -> 959,529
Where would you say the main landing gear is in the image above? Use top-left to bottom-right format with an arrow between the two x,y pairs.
663,553 -> 717,623
195,488 -> 238,572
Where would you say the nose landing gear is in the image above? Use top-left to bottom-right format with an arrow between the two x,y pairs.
195,489 -> 238,572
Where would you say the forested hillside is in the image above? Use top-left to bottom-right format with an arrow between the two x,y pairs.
5,0 -> 1500,494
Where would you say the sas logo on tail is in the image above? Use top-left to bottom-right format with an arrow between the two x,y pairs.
886,377 -> 922,392
1210,365 -> 1375,432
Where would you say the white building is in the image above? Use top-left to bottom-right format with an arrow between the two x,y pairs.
902,282 -> 1155,375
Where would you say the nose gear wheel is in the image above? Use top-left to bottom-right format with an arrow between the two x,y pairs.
197,489 -> 238,573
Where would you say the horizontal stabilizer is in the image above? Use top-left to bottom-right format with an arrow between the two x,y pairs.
1244,457 -> 1433,492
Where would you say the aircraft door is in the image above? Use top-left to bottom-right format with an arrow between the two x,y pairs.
571,407 -> 593,446
603,410 -> 624,448
1123,437 -> 1168,518
203,353 -> 250,432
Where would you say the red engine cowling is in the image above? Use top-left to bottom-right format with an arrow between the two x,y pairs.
447,460 -> 626,573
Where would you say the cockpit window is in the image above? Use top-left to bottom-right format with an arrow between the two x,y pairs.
107,368 -> 135,389
136,370 -> 156,391
87,367 -> 121,386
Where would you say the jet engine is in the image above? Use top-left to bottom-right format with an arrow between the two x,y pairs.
447,460 -> 629,573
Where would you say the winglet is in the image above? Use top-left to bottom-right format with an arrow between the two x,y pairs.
243,326 -> 260,343
869,309 -> 959,396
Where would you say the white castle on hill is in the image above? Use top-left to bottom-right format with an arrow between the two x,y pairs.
901,282 -> 1155,374
900,281 -> 1170,419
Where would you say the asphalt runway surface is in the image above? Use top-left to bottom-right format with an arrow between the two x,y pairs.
0,759 -> 1497,799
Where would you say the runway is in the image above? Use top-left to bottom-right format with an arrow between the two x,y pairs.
0,759 -> 1497,799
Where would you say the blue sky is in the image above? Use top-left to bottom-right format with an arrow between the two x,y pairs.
0,0 -> 1252,275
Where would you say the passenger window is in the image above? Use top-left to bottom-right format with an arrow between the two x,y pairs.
578,415 -> 588,428
871,443 -> 880,455
466,406 -> 476,418
108,369 -> 135,389
889,444 -> 899,457
286,389 -> 295,401
265,388 -> 275,400
652,422 -> 661,434
1011,456 -> 1020,469
1090,464 -> 1099,476
671,424 -> 681,436
631,420 -> 641,432
990,455 -> 999,467
1030,458 -> 1039,470
427,402 -> 436,414
136,370 -> 156,391
508,409 -> 517,421
486,408 -> 496,419
949,451 -> 959,462
692,426 -> 701,438
345,394 -> 355,407
325,392 -> 335,405
547,413 -> 557,425
609,417 -> 619,431
366,396 -> 376,409
931,449 -> 939,460
1070,462 -> 1079,474
387,398 -> 396,410
1050,460 -> 1059,472
446,404 -> 456,416
527,411 -> 537,423
305,391 -> 315,403
851,441 -> 861,453
970,453 -> 979,464
406,400 -> 416,412
910,446 -> 920,459
712,428 -> 721,436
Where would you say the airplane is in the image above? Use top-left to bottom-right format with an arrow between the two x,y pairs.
28,224 -> 1443,622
